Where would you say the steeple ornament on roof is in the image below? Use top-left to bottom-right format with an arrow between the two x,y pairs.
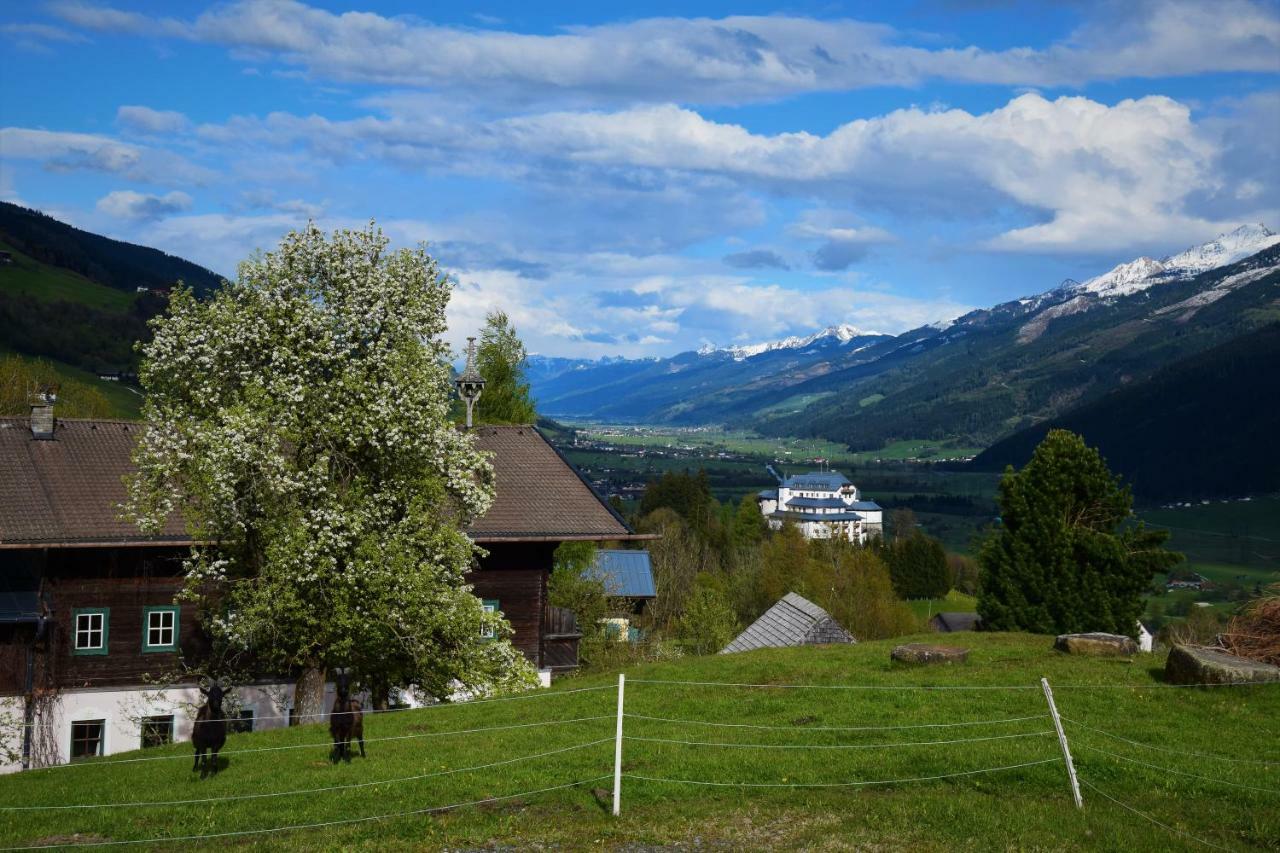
455,336 -> 485,429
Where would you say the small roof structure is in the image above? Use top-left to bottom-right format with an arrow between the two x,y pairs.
929,612 -> 981,633
722,592 -> 855,654
589,549 -> 655,599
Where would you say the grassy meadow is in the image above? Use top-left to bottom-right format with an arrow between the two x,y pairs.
0,241 -> 137,313
3,633 -> 1277,850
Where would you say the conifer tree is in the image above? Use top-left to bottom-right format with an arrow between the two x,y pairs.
474,310 -> 537,425
977,429 -> 1180,635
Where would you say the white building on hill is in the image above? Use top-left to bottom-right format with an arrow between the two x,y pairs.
757,471 -> 883,544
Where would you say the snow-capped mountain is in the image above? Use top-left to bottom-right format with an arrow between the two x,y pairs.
712,324 -> 881,361
1070,224 -> 1278,299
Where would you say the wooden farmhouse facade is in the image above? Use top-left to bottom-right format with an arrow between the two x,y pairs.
0,409 -> 645,772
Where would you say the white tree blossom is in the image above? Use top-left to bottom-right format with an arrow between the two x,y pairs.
128,222 -> 537,706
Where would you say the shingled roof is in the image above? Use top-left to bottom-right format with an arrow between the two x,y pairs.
0,417 -> 188,547
0,418 -> 635,547
721,592 -> 855,654
468,425 -> 635,542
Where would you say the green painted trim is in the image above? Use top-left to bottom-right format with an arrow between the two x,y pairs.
71,608 -> 110,656
141,605 -> 180,653
481,599 -> 500,639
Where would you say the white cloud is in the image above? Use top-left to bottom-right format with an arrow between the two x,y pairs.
96,189 -> 193,220
0,127 -> 213,186
117,105 -> 192,135
49,1 -> 1280,105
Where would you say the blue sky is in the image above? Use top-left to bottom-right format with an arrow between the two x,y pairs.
2,1 -> 1278,357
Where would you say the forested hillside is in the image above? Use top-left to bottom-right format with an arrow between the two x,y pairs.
970,323 -> 1280,500
0,203 -> 225,390
761,246 -> 1280,450
0,202 -> 222,295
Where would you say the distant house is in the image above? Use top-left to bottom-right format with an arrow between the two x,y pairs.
929,611 -> 981,633
757,470 -> 883,544
722,592 -> 855,654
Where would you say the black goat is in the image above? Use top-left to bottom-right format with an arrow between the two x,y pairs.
328,668 -> 365,763
192,680 -> 227,777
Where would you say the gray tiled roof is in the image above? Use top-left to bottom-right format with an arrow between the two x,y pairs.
721,592 -> 855,653
781,471 -> 852,491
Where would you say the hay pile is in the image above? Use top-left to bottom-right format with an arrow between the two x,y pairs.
1223,583 -> 1280,666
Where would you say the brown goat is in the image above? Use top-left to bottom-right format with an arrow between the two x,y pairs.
328,668 -> 365,763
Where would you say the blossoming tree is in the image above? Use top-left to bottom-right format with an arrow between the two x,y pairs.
128,223 -> 537,719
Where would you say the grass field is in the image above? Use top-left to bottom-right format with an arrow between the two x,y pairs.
0,241 -> 136,312
906,590 -> 979,621
573,425 -> 981,465
3,633 -> 1277,850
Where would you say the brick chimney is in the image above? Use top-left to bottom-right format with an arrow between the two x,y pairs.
29,387 -> 56,440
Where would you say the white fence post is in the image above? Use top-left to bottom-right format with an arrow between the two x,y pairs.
1041,677 -> 1083,809
612,673 -> 625,816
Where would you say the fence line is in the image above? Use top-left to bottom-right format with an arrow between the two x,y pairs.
3,684 -> 620,731
28,714 -> 614,770
624,712 -> 1050,732
621,755 -> 1063,788
0,776 -> 614,851
1061,717 -> 1280,766
1074,743 -> 1280,794
622,730 -> 1055,751
0,738 -> 614,812
626,678 -> 1042,691
1078,776 -> 1235,852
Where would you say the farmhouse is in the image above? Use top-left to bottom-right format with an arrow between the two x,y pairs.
0,401 -> 645,771
757,470 -> 883,544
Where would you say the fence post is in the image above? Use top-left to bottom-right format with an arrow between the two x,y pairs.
612,673 -> 625,816
1041,677 -> 1083,809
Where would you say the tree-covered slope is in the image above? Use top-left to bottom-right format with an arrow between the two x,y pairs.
0,204 -> 226,382
0,202 -> 223,295
763,245 -> 1280,450
969,322 -> 1280,500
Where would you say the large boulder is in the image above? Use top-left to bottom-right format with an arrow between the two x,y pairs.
891,643 -> 969,665
1165,645 -> 1280,685
1054,633 -> 1137,657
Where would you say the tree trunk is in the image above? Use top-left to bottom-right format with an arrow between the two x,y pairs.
293,665 -> 327,726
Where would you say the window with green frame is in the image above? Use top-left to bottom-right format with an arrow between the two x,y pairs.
71,608 -> 109,656
480,599 -> 499,639
141,606 -> 180,653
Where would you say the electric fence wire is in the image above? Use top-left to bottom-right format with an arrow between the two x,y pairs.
0,738 -> 614,811
624,712 -> 1051,732
622,755 -> 1063,788
1073,743 -> 1280,794
1078,776 -> 1237,852
25,715 -> 614,770
623,730 -> 1055,750
0,775 -> 615,851
1060,717 -> 1280,766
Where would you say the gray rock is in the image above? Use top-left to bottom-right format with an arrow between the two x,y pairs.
1164,644 -> 1280,685
1054,633 -> 1137,657
891,643 -> 969,664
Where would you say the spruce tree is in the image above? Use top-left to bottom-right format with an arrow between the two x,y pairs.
977,430 -> 1180,635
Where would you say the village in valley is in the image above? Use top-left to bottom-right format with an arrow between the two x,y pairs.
1,2 -> 1279,850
